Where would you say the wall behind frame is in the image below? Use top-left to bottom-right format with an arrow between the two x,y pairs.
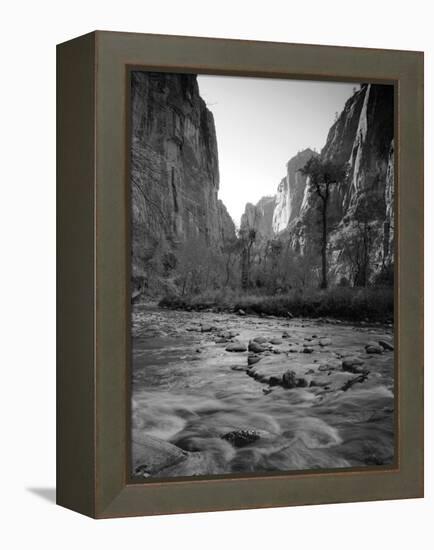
1,0 -> 432,549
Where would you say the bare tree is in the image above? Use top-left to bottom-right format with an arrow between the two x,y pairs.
300,157 -> 346,289
239,228 -> 256,290
222,238 -> 242,287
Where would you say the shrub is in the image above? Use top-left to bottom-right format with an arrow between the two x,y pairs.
159,287 -> 393,323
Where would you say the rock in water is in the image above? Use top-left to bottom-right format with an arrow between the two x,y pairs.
200,324 -> 215,332
341,373 -> 369,392
319,338 -> 332,347
365,344 -> 383,354
269,338 -> 283,345
378,339 -> 394,351
342,357 -> 366,373
230,365 -> 247,371
253,336 -> 268,344
269,376 -> 282,386
247,354 -> 262,366
302,347 -> 314,354
226,342 -> 247,352
132,432 -> 188,476
282,370 -> 307,389
221,429 -> 260,448
248,341 -> 267,353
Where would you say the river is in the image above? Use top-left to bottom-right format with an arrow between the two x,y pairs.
131,304 -> 395,479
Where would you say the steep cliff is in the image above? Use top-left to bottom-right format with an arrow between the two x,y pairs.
131,71 -> 236,289
239,84 -> 394,286
240,196 -> 276,240
272,149 -> 318,233
294,84 -> 394,283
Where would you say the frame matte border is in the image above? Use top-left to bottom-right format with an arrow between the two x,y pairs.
57,30 -> 423,519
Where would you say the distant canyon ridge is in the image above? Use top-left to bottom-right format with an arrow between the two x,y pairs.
131,72 -> 394,294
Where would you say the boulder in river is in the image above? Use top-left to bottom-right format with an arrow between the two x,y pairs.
221,429 -> 260,448
248,340 -> 267,353
253,336 -> 269,344
186,325 -> 199,332
341,373 -> 369,392
226,342 -> 247,352
269,375 -> 282,386
218,330 -> 239,339
231,364 -> 248,371
132,432 -> 188,476
302,347 -> 314,354
365,343 -> 383,354
319,338 -> 332,347
282,331 -> 290,339
282,370 -> 307,389
215,337 -> 229,344
200,324 -> 215,332
247,354 -> 262,366
342,357 -> 366,373
319,360 -> 340,372
378,339 -> 394,351
269,338 -> 283,345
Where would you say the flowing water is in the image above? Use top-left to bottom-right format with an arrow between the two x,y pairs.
131,304 -> 395,479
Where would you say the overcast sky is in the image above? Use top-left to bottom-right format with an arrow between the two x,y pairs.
198,75 -> 358,226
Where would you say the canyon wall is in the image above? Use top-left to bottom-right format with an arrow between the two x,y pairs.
272,148 -> 318,233
241,84 -> 395,285
240,196 -> 276,240
131,71 -> 235,290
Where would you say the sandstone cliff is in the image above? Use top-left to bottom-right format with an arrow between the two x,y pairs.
131,71 -> 236,290
241,84 -> 394,286
240,196 -> 276,240
272,149 -> 318,233
294,84 -> 394,283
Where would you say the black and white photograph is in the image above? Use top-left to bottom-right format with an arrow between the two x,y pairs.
130,70 -> 395,479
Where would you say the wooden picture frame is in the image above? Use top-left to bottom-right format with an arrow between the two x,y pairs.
57,30 -> 424,518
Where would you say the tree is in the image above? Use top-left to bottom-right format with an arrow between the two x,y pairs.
239,228 -> 256,290
221,237 -> 242,287
300,157 -> 347,289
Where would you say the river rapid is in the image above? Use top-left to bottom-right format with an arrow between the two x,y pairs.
131,304 -> 395,479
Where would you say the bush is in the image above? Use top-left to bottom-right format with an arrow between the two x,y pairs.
159,287 -> 394,323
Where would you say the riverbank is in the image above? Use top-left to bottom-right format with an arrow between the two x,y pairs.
158,287 -> 394,323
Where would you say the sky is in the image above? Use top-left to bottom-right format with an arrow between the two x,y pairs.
197,75 -> 358,226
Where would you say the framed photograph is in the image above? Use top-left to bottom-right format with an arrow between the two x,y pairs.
57,31 -> 423,518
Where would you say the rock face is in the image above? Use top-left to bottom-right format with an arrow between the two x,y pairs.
131,71 -> 236,289
295,84 -> 394,283
241,84 -> 394,285
240,196 -> 276,240
272,149 -> 318,233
